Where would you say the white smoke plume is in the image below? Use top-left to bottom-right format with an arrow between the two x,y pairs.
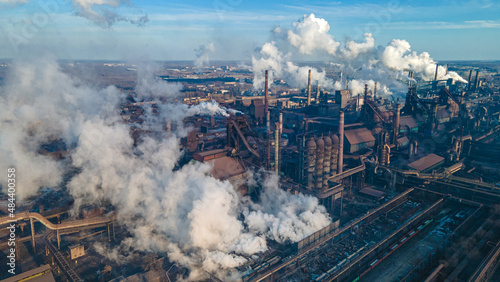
252,41 -> 333,90
381,39 -> 467,83
0,57 -> 331,280
194,42 -> 215,70
341,33 -> 375,60
252,14 -> 467,95
286,14 -> 340,56
1,0 -> 148,27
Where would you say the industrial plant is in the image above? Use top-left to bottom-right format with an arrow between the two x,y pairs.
1,58 -> 499,282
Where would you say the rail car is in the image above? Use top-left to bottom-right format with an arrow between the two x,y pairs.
358,218 -> 434,279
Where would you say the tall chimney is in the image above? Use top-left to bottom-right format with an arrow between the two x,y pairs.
374,82 -> 377,101
434,64 -> 439,81
364,83 -> 368,103
393,103 -> 401,144
307,69 -> 312,106
445,64 -> 449,75
357,94 -> 360,111
266,110 -> 270,133
467,69 -> 473,90
338,111 -> 344,174
279,112 -> 283,135
316,83 -> 321,104
275,122 -> 280,175
264,70 -> 269,117
210,115 -> 215,127
166,120 -> 171,136
474,70 -> 480,91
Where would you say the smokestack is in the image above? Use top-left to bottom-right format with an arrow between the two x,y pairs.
338,111 -> 344,174
434,64 -> 439,81
445,64 -> 449,75
316,83 -> 320,104
467,69 -> 473,90
307,69 -> 312,106
267,120 -> 271,170
357,94 -> 360,111
474,70 -> 480,91
264,70 -> 269,119
166,120 -> 171,136
279,112 -> 283,135
364,84 -> 368,103
266,110 -> 270,133
275,123 -> 280,175
264,70 -> 269,113
210,115 -> 215,127
393,103 -> 401,144
374,82 -> 377,101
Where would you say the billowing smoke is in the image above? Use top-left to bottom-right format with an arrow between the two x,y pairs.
252,13 -> 467,96
72,0 -> 149,27
194,42 -> 215,70
0,0 -> 148,27
0,57 -> 331,280
252,42 -> 333,90
287,14 -> 340,56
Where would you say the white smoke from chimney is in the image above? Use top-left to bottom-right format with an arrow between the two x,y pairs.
381,39 -> 467,83
194,42 -> 216,70
252,14 -> 467,95
252,42 -> 333,90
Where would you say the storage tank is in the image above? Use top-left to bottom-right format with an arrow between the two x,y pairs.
315,137 -> 324,190
306,137 -> 316,189
323,135 -> 332,188
330,134 -> 339,177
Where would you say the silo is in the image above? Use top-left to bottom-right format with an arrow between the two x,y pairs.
306,138 -> 316,189
323,135 -> 332,188
330,134 -> 339,177
315,137 -> 324,190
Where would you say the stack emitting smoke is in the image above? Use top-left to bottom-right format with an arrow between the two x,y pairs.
194,42 -> 215,71
0,58 -> 331,281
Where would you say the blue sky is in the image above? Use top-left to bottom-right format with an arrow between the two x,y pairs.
0,0 -> 499,61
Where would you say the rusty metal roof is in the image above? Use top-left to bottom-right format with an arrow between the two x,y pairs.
408,154 -> 444,172
344,127 -> 375,145
360,187 -> 385,199
399,116 -> 418,129
210,156 -> 246,180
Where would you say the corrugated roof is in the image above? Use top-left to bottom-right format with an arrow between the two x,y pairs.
344,127 -> 375,145
399,116 -> 418,129
211,156 -> 246,180
408,154 -> 444,172
2,265 -> 55,282
437,108 -> 451,119
397,136 -> 409,145
360,187 -> 385,198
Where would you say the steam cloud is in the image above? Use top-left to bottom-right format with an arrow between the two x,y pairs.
252,13 -> 467,97
194,42 -> 215,70
0,57 -> 331,280
1,0 -> 148,27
